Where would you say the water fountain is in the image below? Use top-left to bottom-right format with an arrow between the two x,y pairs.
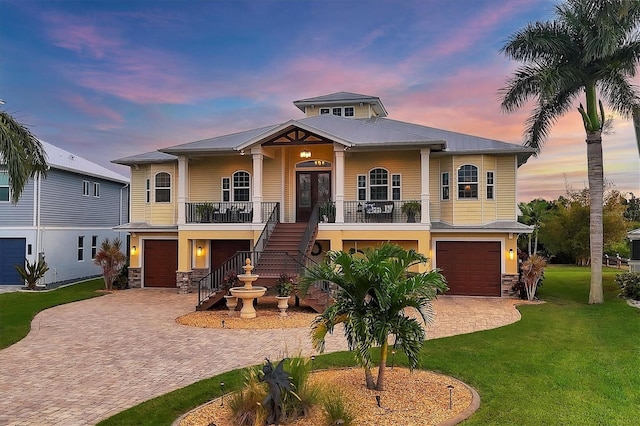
228,258 -> 267,319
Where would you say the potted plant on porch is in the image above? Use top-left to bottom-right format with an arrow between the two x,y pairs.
401,200 -> 421,223
275,273 -> 295,316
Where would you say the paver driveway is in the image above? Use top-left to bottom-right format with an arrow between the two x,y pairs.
0,289 -> 523,426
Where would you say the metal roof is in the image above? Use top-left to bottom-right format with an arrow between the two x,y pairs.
42,141 -> 129,183
431,221 -> 533,233
112,150 -> 177,166
293,91 -> 388,117
114,96 -> 535,166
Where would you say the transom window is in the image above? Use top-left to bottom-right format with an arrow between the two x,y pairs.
155,172 -> 171,203
233,171 -> 250,202
0,167 -> 9,202
441,172 -> 450,200
458,165 -> 478,199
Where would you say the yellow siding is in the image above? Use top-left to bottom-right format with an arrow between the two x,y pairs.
497,156 -> 517,220
130,166 -> 149,222
344,151 -> 421,200
429,158 -> 441,222
437,157 -> 454,223
482,156 -> 497,222
189,156 -> 253,201
262,149 -> 282,202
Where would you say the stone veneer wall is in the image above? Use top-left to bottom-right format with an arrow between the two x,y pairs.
501,274 -> 520,297
190,268 -> 209,293
176,271 -> 193,294
128,268 -> 142,288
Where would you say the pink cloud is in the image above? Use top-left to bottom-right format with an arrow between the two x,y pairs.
44,12 -> 123,59
61,94 -> 124,125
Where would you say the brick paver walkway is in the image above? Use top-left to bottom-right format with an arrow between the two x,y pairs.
0,289 -> 522,425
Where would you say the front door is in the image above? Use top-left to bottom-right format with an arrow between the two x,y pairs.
296,171 -> 331,222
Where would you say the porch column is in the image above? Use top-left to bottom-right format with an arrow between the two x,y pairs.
334,144 -> 345,223
251,147 -> 263,223
177,155 -> 188,225
420,148 -> 431,224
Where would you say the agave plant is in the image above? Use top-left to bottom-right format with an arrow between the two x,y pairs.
15,257 -> 49,290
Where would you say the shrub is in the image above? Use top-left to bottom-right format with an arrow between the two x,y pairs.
15,257 -> 49,290
321,389 -> 355,426
112,261 -> 129,290
228,367 -> 267,426
276,273 -> 295,297
615,272 -> 640,300
281,357 -> 321,421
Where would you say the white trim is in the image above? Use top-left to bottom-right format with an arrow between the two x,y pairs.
357,174 -> 366,201
391,173 -> 401,201
456,163 -> 479,200
441,171 -> 450,201
486,171 -> 495,200
232,170 -> 251,202
368,167 -> 390,201
82,180 -> 90,197
92,182 -> 100,198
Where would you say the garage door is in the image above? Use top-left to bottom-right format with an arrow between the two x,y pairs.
436,241 -> 501,296
0,238 -> 26,285
144,240 -> 178,288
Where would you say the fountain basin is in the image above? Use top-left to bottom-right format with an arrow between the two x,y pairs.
229,286 -> 267,318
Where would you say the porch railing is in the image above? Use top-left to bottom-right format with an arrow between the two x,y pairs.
297,202 -> 320,262
186,201 -> 279,224
342,200 -> 423,223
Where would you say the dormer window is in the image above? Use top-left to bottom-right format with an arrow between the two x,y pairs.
332,107 -> 342,116
318,106 -> 355,118
344,107 -> 354,117
320,108 -> 330,115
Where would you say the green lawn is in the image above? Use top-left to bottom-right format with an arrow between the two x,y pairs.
98,266 -> 639,426
0,279 -> 105,349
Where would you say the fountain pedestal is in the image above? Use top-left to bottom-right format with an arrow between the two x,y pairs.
229,258 -> 266,319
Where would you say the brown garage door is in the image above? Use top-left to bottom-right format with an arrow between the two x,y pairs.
144,240 -> 178,288
436,241 -> 501,296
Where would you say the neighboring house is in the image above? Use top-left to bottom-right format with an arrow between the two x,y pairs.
628,229 -> 640,273
113,91 -> 534,305
0,141 -> 129,286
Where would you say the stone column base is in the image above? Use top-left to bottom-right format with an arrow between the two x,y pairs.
501,274 -> 520,297
176,271 -> 193,294
128,268 -> 142,288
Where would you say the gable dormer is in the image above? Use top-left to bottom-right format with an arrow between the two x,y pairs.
293,91 -> 388,119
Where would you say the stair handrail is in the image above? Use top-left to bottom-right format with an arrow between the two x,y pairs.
255,203 -> 279,253
297,203 -> 320,264
197,250 -> 251,306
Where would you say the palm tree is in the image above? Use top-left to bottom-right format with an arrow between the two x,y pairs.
518,199 -> 551,255
299,243 -> 447,391
500,0 -> 640,304
94,238 -> 126,290
0,110 -> 48,203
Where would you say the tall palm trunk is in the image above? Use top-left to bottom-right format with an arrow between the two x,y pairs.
586,131 -> 604,304
374,340 -> 389,391
633,106 -> 640,156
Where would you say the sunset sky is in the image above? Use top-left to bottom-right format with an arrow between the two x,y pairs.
1,0 -> 638,202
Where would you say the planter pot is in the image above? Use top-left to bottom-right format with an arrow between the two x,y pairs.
275,295 -> 290,317
224,295 -> 238,316
406,213 -> 416,223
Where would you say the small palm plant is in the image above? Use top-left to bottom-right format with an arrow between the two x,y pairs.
15,257 -> 49,290
299,243 -> 448,391
94,238 -> 126,291
521,254 -> 547,301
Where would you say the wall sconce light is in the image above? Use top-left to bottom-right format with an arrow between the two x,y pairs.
197,246 -> 203,257
300,149 -> 311,158
131,245 -> 137,255
509,248 -> 514,260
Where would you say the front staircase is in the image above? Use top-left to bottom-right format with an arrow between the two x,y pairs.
196,205 -> 335,312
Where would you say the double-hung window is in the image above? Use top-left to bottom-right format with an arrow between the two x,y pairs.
391,174 -> 401,200
77,236 -> 84,261
91,235 -> 98,259
457,165 -> 478,199
155,172 -> 171,202
441,172 -> 450,200
93,182 -> 100,197
0,167 -> 9,202
486,171 -> 495,200
83,180 -> 90,197
145,179 -> 150,203
357,175 -> 366,201
222,177 -> 230,202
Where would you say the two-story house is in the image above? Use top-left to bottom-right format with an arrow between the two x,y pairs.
114,92 -> 534,308
0,141 -> 129,286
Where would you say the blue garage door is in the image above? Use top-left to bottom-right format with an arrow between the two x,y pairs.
0,238 -> 26,285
